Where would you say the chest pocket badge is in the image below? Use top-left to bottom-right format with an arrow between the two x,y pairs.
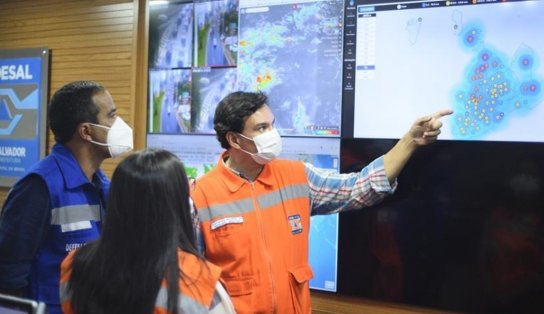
288,214 -> 303,235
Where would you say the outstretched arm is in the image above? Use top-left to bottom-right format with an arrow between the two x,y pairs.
383,109 -> 453,184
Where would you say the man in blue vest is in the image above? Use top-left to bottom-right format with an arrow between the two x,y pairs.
0,81 -> 133,314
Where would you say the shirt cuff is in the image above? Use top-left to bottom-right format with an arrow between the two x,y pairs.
368,156 -> 398,194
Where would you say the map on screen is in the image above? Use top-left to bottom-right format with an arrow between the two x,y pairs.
349,0 -> 544,142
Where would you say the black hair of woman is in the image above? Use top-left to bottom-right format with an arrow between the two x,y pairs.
67,149 -> 202,314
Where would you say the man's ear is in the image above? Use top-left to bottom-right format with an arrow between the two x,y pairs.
77,123 -> 93,142
226,131 -> 241,149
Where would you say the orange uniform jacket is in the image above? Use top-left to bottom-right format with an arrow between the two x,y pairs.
60,249 -> 222,314
192,153 -> 314,313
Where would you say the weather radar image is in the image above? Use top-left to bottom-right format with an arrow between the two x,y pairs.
349,0 -> 544,143
238,0 -> 344,136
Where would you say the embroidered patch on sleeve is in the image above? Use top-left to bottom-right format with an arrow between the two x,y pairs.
288,214 -> 303,235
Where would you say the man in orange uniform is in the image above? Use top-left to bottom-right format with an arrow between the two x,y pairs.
191,91 -> 452,313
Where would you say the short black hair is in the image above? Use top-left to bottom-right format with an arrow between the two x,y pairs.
48,81 -> 104,144
213,91 -> 268,149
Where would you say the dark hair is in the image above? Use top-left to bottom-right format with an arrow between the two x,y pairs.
67,149 -> 201,314
214,91 -> 268,149
48,81 -> 104,143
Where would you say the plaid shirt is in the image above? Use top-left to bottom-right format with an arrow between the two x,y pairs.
306,155 -> 396,215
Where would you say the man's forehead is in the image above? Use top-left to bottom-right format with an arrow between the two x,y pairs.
93,90 -> 116,113
245,105 -> 274,124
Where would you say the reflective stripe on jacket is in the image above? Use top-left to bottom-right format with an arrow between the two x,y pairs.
28,143 -> 108,314
59,249 -> 222,313
192,152 -> 314,314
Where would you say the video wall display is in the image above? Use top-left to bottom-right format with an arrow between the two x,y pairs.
147,0 -> 544,311
147,134 -> 340,291
342,0 -> 544,142
148,0 -> 344,137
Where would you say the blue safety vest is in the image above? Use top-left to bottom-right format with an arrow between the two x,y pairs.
26,144 -> 109,314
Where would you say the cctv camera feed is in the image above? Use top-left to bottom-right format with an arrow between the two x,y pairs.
347,0 -> 543,142
149,1 -> 194,68
237,0 -> 344,136
193,0 -> 239,67
148,69 -> 192,133
191,67 -> 238,133
147,134 -> 340,291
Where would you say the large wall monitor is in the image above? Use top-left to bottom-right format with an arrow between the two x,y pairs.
342,0 -> 544,142
238,0 -> 344,136
146,134 -> 340,291
149,0 -> 344,137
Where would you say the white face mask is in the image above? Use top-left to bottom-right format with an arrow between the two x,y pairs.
89,117 -> 134,158
238,128 -> 282,164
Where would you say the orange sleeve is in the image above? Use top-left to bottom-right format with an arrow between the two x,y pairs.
60,250 -> 76,314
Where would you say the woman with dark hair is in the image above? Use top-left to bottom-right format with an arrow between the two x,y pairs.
59,149 -> 235,314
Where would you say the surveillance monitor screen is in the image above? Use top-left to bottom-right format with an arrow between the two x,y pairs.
149,1 -> 194,68
191,67 -> 238,133
193,0 -> 239,67
342,0 -> 544,142
148,69 -> 192,133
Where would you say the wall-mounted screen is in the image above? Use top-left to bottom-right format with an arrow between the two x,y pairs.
148,69 -> 192,133
147,134 -> 222,179
342,0 -> 544,142
149,0 -> 345,138
149,1 -> 194,68
338,138 -> 544,314
194,0 -> 239,67
146,134 -> 340,292
191,67 -> 238,133
238,0 -> 344,136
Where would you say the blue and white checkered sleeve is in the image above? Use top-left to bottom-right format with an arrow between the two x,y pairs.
305,156 -> 397,216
